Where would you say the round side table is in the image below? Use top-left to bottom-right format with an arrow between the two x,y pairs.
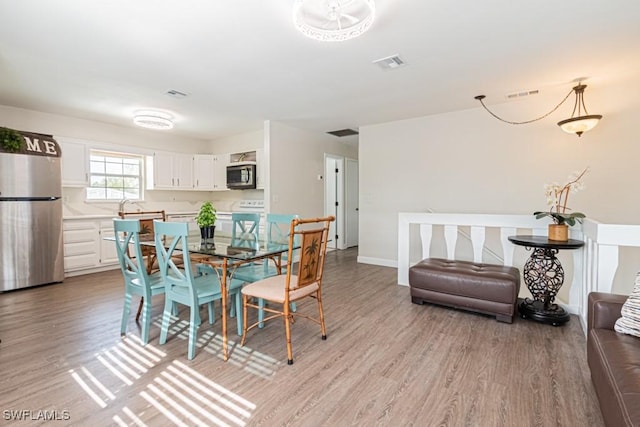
508,235 -> 584,326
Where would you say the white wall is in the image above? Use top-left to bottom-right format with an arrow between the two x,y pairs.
210,129 -> 263,153
359,75 -> 640,267
268,121 -> 357,218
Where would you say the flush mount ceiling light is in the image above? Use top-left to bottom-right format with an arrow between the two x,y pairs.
474,82 -> 602,137
292,0 -> 376,42
133,110 -> 174,130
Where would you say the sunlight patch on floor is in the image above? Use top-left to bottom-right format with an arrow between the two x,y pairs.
137,360 -> 256,426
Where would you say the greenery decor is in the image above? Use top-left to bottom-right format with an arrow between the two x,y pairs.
534,167 -> 588,226
0,127 -> 24,152
195,201 -> 217,228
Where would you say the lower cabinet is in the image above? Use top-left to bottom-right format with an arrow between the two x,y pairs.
63,218 -> 119,276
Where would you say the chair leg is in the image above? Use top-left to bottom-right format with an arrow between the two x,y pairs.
188,308 -> 201,360
159,298 -> 173,345
235,291 -> 242,336
121,292 -> 132,337
258,298 -> 265,328
317,291 -> 327,340
140,297 -> 152,345
241,294 -> 249,346
135,297 -> 144,322
208,302 -> 214,325
284,306 -> 294,365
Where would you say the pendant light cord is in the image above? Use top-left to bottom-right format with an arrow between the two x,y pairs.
474,88 -> 574,125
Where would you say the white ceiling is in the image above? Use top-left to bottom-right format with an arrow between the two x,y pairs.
1,1 -> 639,143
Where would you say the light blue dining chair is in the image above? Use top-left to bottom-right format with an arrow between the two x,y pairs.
114,218 -> 166,345
154,220 -> 244,360
195,212 -> 261,277
230,212 -> 261,249
232,213 -> 299,326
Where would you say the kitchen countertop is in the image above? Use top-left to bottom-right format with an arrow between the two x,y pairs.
63,211 -> 234,220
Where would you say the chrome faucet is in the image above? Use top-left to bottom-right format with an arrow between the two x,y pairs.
118,198 -> 131,213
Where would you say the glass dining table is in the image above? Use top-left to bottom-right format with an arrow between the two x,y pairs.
137,233 -> 295,361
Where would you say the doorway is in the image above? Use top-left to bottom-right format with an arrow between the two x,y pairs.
324,155 -> 358,250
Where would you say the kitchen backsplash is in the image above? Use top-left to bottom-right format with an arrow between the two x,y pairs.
62,187 -> 264,217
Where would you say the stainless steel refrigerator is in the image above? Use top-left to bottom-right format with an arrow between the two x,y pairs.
0,130 -> 64,291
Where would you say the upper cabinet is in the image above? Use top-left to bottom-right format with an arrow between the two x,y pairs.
212,153 -> 229,191
148,151 -> 230,191
60,140 -> 89,187
148,151 -> 193,190
193,154 -> 215,190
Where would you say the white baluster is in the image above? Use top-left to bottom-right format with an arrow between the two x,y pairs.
470,226 -> 485,263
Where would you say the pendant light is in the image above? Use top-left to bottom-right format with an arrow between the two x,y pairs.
474,81 -> 602,137
556,84 -> 602,137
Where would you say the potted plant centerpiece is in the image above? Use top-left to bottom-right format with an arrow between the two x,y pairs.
534,167 -> 588,241
195,201 -> 217,245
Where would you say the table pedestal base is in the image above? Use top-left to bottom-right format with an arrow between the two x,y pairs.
518,299 -> 570,326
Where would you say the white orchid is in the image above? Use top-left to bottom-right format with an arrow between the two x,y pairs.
535,167 -> 588,226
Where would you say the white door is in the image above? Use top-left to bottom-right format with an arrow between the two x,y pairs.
345,158 -> 359,248
324,155 -> 346,250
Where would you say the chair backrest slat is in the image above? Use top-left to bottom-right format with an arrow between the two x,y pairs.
114,218 -> 150,289
154,220 -> 198,303
231,212 -> 260,249
285,216 -> 333,292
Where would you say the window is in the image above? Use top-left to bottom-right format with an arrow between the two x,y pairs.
87,150 -> 143,200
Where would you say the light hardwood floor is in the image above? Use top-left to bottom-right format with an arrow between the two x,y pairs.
0,248 -> 603,426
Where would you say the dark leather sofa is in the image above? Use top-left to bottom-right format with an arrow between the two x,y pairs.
587,292 -> 640,426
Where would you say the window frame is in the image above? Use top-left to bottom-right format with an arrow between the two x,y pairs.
86,149 -> 145,202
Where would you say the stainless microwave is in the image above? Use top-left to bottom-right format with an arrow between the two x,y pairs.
226,163 -> 256,189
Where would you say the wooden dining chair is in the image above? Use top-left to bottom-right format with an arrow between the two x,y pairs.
154,220 -> 244,360
113,219 -> 166,345
240,216 -> 334,365
118,210 -> 167,274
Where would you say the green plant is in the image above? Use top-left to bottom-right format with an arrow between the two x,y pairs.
195,201 -> 217,227
534,167 -> 588,226
0,127 -> 24,152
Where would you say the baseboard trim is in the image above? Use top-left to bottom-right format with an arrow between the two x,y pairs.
357,256 -> 397,268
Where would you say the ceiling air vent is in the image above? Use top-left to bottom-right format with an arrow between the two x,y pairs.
327,128 -> 359,137
373,54 -> 406,70
166,89 -> 188,99
505,89 -> 539,100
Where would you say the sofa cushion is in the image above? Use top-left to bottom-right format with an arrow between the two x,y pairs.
615,274 -> 640,338
588,328 -> 640,426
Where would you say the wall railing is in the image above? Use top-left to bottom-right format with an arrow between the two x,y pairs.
397,212 -> 640,333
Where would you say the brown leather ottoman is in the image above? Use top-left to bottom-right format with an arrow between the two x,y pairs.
409,258 -> 520,323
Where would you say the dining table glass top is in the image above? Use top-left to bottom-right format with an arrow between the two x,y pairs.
138,233 -> 294,263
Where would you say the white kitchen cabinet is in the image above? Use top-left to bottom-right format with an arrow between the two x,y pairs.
193,154 -> 215,190
63,220 -> 99,272
98,220 -> 119,265
212,153 -> 229,191
60,140 -> 89,187
150,151 -> 193,190
63,217 -> 119,276
174,154 -> 193,189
